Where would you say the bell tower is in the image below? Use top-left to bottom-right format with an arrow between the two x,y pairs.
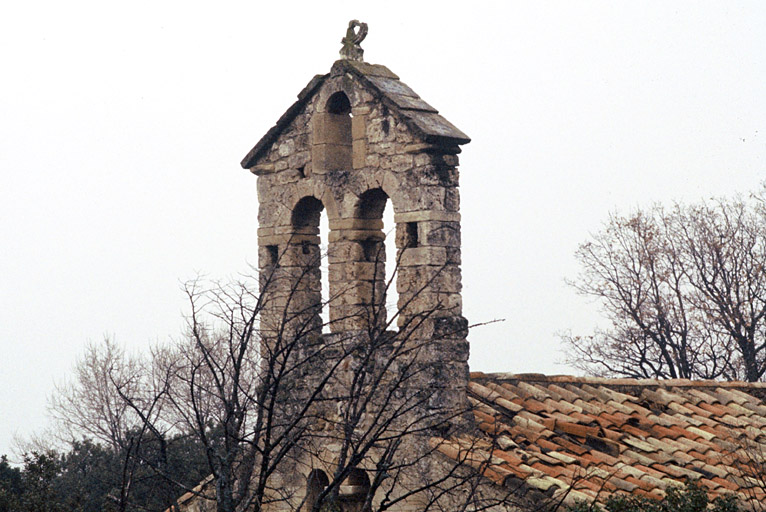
241,21 -> 472,424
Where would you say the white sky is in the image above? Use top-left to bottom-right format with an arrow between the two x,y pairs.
1,1 -> 764,456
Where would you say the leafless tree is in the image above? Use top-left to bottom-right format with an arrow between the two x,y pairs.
564,190 -> 766,382
49,338 -> 173,511
51,244 -> 543,512
729,437 -> 766,511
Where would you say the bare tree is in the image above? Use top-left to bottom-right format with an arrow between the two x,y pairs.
49,339 -> 166,511
51,246 -> 536,512
564,190 -> 766,382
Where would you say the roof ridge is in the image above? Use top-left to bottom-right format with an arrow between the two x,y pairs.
469,372 -> 766,389
241,59 -> 471,170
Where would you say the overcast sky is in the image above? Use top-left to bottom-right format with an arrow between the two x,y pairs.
1,1 -> 764,456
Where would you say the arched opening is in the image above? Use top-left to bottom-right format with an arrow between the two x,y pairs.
339,468 -> 371,512
304,468 -> 371,512
357,188 -> 387,219
354,188 -> 398,329
314,92 -> 352,171
292,196 -> 323,229
326,91 -> 351,115
304,469 -> 329,511
291,197 -> 326,333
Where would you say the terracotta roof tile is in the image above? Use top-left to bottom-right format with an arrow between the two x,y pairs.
649,424 -> 680,439
619,401 -> 653,417
453,374 -> 766,506
687,425 -> 717,441
652,463 -> 699,480
696,401 -> 727,416
548,384 -> 583,402
600,428 -> 623,443
621,424 -> 649,439
555,437 -> 590,456
713,387 -> 750,405
641,447 -> 677,466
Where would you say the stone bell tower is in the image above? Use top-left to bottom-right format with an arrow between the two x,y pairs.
241,21 -> 471,423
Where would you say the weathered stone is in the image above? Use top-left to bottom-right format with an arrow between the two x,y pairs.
433,316 -> 469,339
351,115 -> 366,140
288,151 -> 310,170
328,218 -> 383,230
446,247 -> 462,265
242,49 -> 476,512
444,187 -> 460,211
414,153 -> 432,166
418,165 -> 458,186
327,240 -> 366,264
252,162 -> 275,175
367,116 -> 395,143
396,265 -> 461,294
365,152 -> 380,168
312,143 -> 352,173
422,221 -> 461,247
328,229 -> 385,243
351,104 -> 372,116
394,210 -> 460,223
396,185 -> 446,212
399,246 -> 448,267
352,139 -> 366,169
442,154 -> 459,166
391,153 -> 413,172
312,113 -> 351,145
278,169 -> 303,184
278,139 -> 295,157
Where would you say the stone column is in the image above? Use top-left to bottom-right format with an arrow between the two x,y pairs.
392,149 -> 472,431
327,218 -> 387,332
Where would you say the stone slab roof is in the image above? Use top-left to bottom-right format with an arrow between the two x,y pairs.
240,60 -> 470,170
434,373 -> 766,507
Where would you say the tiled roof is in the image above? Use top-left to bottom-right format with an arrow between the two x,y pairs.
434,373 -> 766,507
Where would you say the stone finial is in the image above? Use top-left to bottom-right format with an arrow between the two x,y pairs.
340,20 -> 368,61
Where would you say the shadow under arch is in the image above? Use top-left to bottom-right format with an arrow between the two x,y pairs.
339,468 -> 371,512
304,467 -> 371,512
292,196 -> 324,229
347,188 -> 400,329
304,469 -> 329,511
315,90 -> 352,172
288,195 -> 329,332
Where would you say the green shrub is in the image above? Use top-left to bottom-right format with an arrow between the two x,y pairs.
566,481 -> 741,512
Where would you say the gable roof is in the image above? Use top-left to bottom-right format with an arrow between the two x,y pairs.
434,373 -> 766,507
240,59 -> 470,170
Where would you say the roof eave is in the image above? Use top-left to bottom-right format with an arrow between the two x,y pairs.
240,73 -> 328,170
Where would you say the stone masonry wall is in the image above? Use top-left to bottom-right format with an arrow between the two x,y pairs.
246,60 -> 475,511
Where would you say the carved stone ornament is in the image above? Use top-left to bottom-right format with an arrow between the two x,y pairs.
340,20 -> 368,61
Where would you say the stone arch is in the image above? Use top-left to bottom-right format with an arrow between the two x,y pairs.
356,188 -> 387,220
350,188 -> 392,327
339,468 -> 371,512
290,195 -> 330,331
326,91 -> 352,115
284,180 -> 341,223
313,91 -> 352,172
304,469 -> 329,511
355,188 -> 389,273
316,80 -> 361,113
292,196 -> 324,230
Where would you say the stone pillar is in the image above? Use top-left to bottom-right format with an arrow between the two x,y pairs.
391,149 -> 472,431
328,218 -> 387,332
258,222 -> 322,347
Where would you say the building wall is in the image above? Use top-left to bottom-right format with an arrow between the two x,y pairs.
245,61 -> 477,511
